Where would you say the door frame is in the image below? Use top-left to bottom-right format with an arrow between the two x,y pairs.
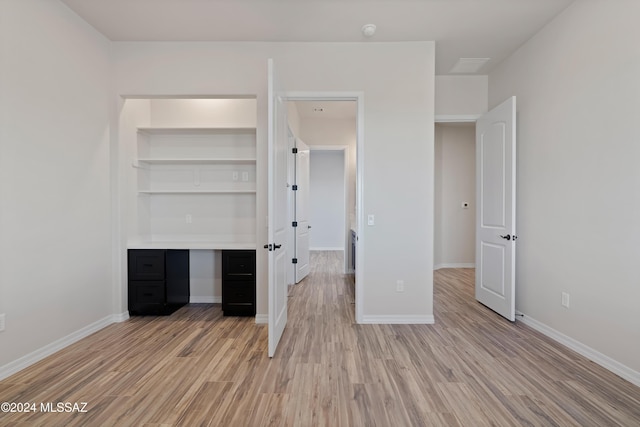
433,115 -> 480,267
434,111 -> 517,321
283,91 -> 364,323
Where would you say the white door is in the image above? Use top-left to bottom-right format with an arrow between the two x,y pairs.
475,96 -> 517,321
267,59 -> 289,357
294,139 -> 311,282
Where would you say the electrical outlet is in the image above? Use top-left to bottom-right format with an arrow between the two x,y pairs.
396,280 -> 404,292
185,214 -> 192,224
232,171 -> 239,181
242,171 -> 249,182
0,314 -> 5,332
561,292 -> 570,308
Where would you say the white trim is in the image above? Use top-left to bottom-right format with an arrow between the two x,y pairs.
310,247 -> 345,252
283,91 -> 365,324
360,315 -> 435,324
190,296 -> 222,304
517,311 -> 640,388
355,94 -> 364,324
255,314 -> 268,324
308,145 -> 348,151
434,114 -> 481,123
0,314 -> 119,381
112,311 -> 130,323
434,263 -> 475,270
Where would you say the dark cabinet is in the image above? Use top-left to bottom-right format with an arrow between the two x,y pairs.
222,250 -> 256,316
128,249 -> 189,315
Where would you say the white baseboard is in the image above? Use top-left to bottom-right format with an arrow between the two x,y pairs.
360,314 -> 435,324
516,311 -> 640,388
112,311 -> 130,323
434,263 -> 475,270
255,314 -> 268,324
0,314 -> 120,381
189,296 -> 221,304
310,247 -> 345,251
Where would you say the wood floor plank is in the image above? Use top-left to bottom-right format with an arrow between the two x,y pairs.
1,253 -> 639,426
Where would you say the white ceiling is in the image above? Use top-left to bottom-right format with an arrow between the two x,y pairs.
60,0 -> 574,75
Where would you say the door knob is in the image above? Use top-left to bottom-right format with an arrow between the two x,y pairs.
500,234 -> 511,240
274,244 -> 282,249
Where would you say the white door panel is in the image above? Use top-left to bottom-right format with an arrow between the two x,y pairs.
475,96 -> 516,321
295,139 -> 311,282
268,58 -> 288,357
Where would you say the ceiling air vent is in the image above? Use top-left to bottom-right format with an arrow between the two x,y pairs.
450,58 -> 490,74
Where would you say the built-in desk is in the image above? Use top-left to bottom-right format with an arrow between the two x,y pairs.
127,242 -> 256,316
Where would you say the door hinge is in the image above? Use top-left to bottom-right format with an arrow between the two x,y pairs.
292,185 -> 298,191
292,147 -> 298,154
292,221 -> 298,227
292,258 -> 298,264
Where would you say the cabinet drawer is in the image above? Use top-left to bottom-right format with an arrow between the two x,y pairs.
222,250 -> 255,280
128,250 -> 165,281
222,280 -> 255,316
223,281 -> 255,304
130,281 -> 165,303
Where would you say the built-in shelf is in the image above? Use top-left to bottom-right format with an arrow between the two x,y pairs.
137,158 -> 256,165
138,189 -> 256,195
137,127 -> 256,135
133,123 -> 257,247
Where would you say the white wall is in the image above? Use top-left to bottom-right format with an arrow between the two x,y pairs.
435,75 -> 488,117
434,124 -> 475,269
189,250 -> 221,303
298,116 -> 356,229
0,0 -> 113,372
489,0 -> 640,378
113,41 -> 435,322
309,151 -> 346,250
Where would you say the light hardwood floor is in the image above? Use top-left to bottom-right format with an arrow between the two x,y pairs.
1,251 -> 639,426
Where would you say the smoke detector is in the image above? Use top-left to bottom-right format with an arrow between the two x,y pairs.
361,24 -> 376,38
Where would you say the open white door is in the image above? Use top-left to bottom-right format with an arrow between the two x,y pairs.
294,139 -> 311,283
267,59 -> 289,357
475,96 -> 517,321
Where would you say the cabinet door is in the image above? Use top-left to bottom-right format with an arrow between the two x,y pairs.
166,249 -> 190,305
128,250 -> 165,281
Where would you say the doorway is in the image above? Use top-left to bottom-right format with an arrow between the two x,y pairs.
434,122 -> 476,270
285,97 -> 359,312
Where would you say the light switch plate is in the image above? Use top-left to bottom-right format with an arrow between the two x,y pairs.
367,214 -> 375,226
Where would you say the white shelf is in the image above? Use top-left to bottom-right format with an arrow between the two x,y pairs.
137,158 -> 256,165
132,120 -> 257,247
138,189 -> 256,195
137,127 -> 256,135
